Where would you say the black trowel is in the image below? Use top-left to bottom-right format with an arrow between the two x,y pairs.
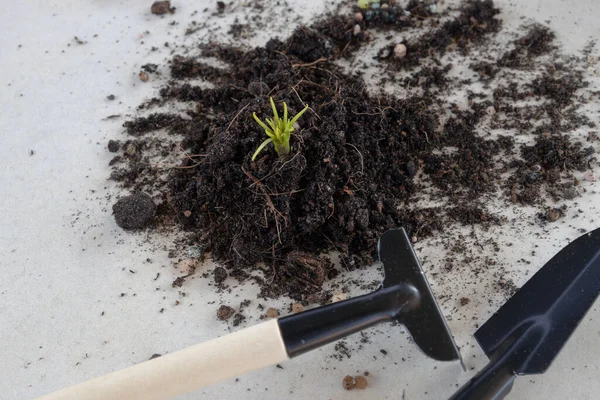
450,227 -> 600,399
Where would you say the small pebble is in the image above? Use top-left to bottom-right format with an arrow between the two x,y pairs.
266,307 -> 279,318
107,94 -> 115,101
342,376 -> 356,391
545,208 -> 562,222
151,1 -> 173,15
183,210 -> 192,217
353,24 -> 361,36
486,106 -> 496,115
291,303 -> 304,313
562,187 -> 578,200
393,44 -> 407,59
354,375 -> 368,389
213,267 -> 228,284
217,305 -> 235,321
139,71 -> 149,82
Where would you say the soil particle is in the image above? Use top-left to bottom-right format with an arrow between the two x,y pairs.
151,1 -> 175,15
217,305 -> 235,321
499,24 -> 556,68
107,140 -> 120,153
139,71 -> 149,82
291,303 -> 304,313
460,297 -> 470,306
141,63 -> 158,73
266,307 -> 279,318
354,375 -> 368,389
540,206 -> 566,222
149,353 -> 162,360
342,375 -> 356,391
213,267 -> 228,284
107,94 -> 116,101
232,313 -> 246,326
112,192 -> 155,230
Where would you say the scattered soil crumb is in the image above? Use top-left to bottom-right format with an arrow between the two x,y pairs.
217,305 -> 235,321
151,1 -> 175,15
112,192 -> 155,230
232,313 -> 246,326
139,71 -> 149,82
107,140 -> 120,153
149,353 -> 162,360
541,206 -> 567,222
213,267 -> 228,284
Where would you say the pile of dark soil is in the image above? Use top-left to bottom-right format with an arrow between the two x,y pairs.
109,0 -> 596,301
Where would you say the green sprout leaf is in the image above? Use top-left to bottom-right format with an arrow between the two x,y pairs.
251,97 -> 309,161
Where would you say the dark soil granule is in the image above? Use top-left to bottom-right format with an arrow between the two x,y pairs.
107,140 -> 120,153
112,192 -> 155,230
232,313 -> 246,326
499,24 -> 556,68
213,267 -> 228,284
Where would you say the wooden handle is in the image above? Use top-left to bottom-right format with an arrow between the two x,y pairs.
37,319 -> 288,400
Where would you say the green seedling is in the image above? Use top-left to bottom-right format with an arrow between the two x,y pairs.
252,97 -> 309,161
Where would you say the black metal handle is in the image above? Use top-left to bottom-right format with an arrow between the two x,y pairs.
448,357 -> 515,400
449,323 -> 546,400
278,284 -> 420,358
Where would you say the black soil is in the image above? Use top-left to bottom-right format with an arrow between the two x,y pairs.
112,192 -> 156,230
109,1 -> 596,301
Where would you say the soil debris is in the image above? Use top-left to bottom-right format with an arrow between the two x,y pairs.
151,1 -> 175,15
107,140 -> 120,153
213,267 -> 227,284
232,313 -> 246,326
216,305 -> 235,321
110,0 -> 598,303
112,192 -> 155,230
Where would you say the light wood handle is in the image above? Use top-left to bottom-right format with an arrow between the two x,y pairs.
37,319 -> 288,400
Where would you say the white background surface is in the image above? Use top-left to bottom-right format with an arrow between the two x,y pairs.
1,1 -> 599,399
